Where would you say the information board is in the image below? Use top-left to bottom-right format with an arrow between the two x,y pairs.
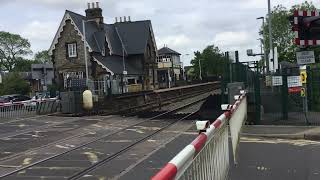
287,76 -> 302,88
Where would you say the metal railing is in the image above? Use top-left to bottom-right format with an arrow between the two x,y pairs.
0,100 -> 59,119
152,91 -> 247,180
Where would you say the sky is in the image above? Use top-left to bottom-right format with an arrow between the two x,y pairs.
0,0 -> 319,66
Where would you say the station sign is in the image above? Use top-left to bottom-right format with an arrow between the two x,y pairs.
296,51 -> 315,65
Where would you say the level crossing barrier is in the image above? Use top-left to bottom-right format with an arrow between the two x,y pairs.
152,90 -> 247,180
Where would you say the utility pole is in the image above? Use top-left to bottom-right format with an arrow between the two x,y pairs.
268,0 -> 274,74
82,19 -> 97,86
257,17 -> 267,75
83,20 -> 89,86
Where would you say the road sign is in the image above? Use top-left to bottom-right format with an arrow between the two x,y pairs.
287,76 -> 302,88
296,51 -> 315,65
288,87 -> 302,93
301,88 -> 306,97
300,71 -> 307,84
272,76 -> 283,86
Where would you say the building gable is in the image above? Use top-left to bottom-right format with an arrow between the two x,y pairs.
49,11 -> 92,56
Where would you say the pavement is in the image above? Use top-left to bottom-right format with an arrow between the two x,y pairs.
241,125 -> 320,140
229,125 -> 320,180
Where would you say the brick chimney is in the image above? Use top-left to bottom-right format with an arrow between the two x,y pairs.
85,2 -> 103,24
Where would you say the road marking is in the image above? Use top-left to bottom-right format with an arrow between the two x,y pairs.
240,137 -> 320,146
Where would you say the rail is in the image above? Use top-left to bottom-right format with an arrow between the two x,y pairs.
0,95 -> 207,178
152,90 -> 247,180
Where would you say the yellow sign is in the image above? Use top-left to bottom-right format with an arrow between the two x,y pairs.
300,71 -> 307,84
301,88 -> 306,97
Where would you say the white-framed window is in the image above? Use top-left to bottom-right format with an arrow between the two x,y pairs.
67,43 -> 77,58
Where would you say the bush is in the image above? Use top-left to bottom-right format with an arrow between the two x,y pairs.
0,73 -> 30,95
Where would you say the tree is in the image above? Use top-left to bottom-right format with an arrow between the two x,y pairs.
34,50 -> 51,63
190,45 -> 229,79
261,2 -> 318,63
0,73 -> 30,95
12,58 -> 40,72
0,31 -> 32,71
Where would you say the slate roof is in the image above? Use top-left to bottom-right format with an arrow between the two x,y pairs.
56,10 -> 156,75
158,47 -> 181,55
93,55 -> 142,75
66,10 -> 152,56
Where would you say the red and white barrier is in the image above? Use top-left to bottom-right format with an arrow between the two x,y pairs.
293,10 -> 320,46
152,90 -> 247,180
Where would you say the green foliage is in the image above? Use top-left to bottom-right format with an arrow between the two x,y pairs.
34,50 -> 51,63
190,45 -> 229,79
11,58 -> 40,72
0,31 -> 32,71
261,1 -> 320,63
0,73 -> 30,95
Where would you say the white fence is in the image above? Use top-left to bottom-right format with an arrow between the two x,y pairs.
152,90 -> 247,180
0,100 -> 59,119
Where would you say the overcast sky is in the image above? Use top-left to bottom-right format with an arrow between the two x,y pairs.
0,0 -> 319,65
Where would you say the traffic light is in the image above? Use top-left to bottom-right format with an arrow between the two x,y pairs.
291,10 -> 320,46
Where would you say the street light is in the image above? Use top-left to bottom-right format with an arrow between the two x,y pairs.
82,19 -> 96,86
257,16 -> 268,74
267,0 -> 274,74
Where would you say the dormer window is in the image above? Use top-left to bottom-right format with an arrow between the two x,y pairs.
67,43 -> 77,58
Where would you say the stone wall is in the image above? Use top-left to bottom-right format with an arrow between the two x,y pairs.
52,20 -> 91,86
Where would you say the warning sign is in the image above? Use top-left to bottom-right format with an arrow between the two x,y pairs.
289,87 -> 302,93
300,71 -> 307,84
301,88 -> 306,97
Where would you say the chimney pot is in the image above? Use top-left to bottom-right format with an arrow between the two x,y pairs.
128,16 -> 131,22
115,17 -> 118,23
124,16 -> 127,22
92,2 -> 95,8
96,2 -> 99,8
87,3 -> 90,9
120,17 -> 122,22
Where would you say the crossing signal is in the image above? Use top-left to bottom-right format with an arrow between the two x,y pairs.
291,10 -> 320,46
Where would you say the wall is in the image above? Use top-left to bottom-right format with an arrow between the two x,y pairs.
52,20 -> 91,87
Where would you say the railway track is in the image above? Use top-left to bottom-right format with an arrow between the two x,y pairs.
0,95 -> 207,179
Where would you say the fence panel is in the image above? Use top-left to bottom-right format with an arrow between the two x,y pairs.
0,100 -> 59,119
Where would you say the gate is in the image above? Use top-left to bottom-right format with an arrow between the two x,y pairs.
260,66 -> 320,125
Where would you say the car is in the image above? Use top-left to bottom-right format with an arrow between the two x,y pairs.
0,94 -> 31,107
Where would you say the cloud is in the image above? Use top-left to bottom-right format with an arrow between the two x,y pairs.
22,21 -> 57,42
157,34 -> 192,49
214,31 -> 253,48
1,0 -> 319,63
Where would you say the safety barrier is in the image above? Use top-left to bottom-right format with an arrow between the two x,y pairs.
0,100 -> 59,119
152,90 -> 247,180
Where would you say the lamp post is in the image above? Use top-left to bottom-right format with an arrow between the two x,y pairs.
257,16 -> 267,74
82,19 -> 96,86
268,0 -> 274,74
